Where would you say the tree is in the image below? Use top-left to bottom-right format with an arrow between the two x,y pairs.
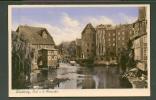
119,48 -> 127,73
127,39 -> 133,50
12,32 -> 34,89
126,39 -> 136,70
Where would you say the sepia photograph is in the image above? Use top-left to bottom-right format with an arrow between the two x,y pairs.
8,4 -> 150,97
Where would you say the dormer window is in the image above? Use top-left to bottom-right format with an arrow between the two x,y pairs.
42,31 -> 47,38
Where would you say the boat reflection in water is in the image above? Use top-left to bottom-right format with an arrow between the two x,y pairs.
29,63 -> 132,89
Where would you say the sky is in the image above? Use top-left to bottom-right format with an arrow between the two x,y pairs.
12,6 -> 139,45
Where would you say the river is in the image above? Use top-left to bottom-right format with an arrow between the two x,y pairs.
29,63 -> 132,89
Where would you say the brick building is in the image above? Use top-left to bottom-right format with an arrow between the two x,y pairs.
81,7 -> 148,66
116,24 -> 134,55
105,26 -> 116,59
81,23 -> 96,59
86,23 -> 134,62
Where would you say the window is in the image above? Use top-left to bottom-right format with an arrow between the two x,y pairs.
51,51 -> 54,55
48,51 -> 51,55
113,38 -> 115,41
122,32 -> 125,35
109,43 -> 111,47
122,37 -> 124,40
54,51 -> 57,55
54,56 -> 57,60
92,43 -> 94,47
42,31 -> 47,38
87,43 -> 89,47
144,56 -> 147,60
48,56 -> 51,60
113,43 -> 115,46
118,48 -> 120,51
118,37 -> 120,40
144,36 -> 147,43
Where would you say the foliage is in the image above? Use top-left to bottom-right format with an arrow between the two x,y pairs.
118,39 -> 136,73
12,32 -> 34,89
127,39 -> 133,49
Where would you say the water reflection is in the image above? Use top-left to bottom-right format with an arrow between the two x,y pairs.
29,63 -> 132,89
93,66 -> 121,88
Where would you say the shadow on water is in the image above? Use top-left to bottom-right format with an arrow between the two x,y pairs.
120,77 -> 132,88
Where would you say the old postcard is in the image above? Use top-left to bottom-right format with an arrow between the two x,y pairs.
8,4 -> 150,97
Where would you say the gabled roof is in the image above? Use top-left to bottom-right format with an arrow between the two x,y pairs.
81,23 -> 96,35
16,25 -> 55,45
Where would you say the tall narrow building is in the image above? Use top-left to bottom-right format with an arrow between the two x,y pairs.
131,7 -> 148,71
81,23 -> 96,59
96,24 -> 106,58
95,24 -> 114,60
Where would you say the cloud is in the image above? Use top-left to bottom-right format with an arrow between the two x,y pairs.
62,13 -> 80,28
32,23 -> 82,45
25,13 -> 82,45
12,13 -> 83,45
118,13 -> 137,24
12,14 -> 115,45
12,12 -> 136,45
84,16 -> 115,27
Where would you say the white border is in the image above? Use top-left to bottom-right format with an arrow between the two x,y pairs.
8,4 -> 150,97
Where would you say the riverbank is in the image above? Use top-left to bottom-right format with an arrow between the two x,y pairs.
76,59 -> 118,67
94,60 -> 118,66
122,67 -> 147,88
